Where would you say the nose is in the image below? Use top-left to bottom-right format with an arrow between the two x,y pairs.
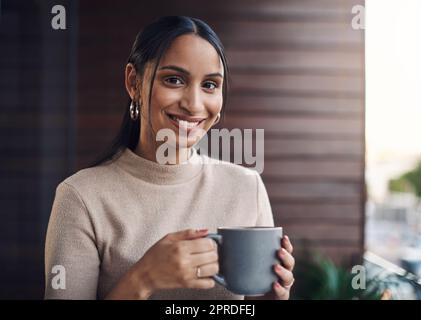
180,84 -> 205,115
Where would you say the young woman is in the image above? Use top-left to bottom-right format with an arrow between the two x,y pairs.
44,16 -> 295,300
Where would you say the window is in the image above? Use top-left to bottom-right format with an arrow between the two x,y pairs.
365,0 -> 421,287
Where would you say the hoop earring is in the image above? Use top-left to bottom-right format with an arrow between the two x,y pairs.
129,99 -> 141,121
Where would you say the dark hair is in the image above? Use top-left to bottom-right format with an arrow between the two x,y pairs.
90,16 -> 229,167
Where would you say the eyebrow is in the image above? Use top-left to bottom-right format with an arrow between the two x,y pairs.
158,65 -> 223,78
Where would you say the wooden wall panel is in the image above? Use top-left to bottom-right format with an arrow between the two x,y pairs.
1,0 -> 78,299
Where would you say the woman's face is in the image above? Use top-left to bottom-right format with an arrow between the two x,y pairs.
139,34 -> 224,149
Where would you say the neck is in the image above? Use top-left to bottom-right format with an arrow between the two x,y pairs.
135,128 -> 191,165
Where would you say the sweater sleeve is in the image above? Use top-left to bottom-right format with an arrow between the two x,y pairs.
255,172 -> 275,227
44,182 -> 100,299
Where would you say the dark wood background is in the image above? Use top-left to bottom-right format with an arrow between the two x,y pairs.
0,0 -> 365,298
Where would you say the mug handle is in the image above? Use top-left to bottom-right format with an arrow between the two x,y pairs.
206,233 -> 227,288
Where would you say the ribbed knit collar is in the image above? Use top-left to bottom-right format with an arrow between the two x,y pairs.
115,147 -> 204,185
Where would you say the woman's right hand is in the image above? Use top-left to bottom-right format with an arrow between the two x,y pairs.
138,228 -> 219,293
106,228 -> 219,299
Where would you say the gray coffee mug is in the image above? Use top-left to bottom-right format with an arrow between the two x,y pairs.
206,226 -> 283,296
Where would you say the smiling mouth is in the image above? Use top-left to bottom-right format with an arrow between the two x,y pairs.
165,112 -> 207,129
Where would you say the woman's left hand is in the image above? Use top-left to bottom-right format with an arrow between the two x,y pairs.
264,235 -> 295,300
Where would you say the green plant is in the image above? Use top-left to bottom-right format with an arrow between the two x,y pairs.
291,252 -> 388,300
389,161 -> 421,197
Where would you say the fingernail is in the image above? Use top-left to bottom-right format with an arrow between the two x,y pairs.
285,235 -> 289,241
275,264 -> 282,271
275,282 -> 281,288
196,228 -> 208,233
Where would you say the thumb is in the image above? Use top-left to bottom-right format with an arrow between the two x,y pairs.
168,228 -> 208,241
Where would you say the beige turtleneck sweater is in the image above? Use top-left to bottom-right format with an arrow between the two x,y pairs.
44,148 -> 274,300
